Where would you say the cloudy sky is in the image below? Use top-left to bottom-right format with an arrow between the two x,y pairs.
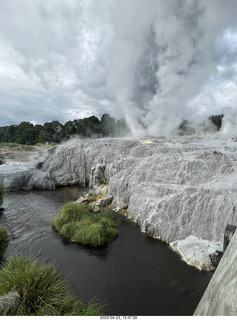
1,0 -> 237,136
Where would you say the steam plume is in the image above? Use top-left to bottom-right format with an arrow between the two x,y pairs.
105,0 -> 237,137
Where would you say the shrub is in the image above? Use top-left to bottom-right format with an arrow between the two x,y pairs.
0,255 -> 104,316
51,202 -> 118,246
0,226 -> 9,260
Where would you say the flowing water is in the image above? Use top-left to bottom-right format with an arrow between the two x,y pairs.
0,187 -> 212,315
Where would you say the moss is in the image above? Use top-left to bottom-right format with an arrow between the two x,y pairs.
119,208 -> 129,216
0,225 -> 9,259
98,184 -> 108,188
0,255 -> 104,316
76,179 -> 85,187
51,202 -> 118,247
49,174 -> 59,187
87,193 -> 105,201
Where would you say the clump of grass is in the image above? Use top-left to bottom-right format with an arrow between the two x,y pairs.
51,202 -> 118,246
0,255 -> 105,316
0,226 -> 9,260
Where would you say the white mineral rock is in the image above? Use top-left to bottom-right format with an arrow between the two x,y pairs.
2,135 -> 237,269
170,235 -> 222,270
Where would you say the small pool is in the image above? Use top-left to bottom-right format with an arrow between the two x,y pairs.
1,187 -> 212,315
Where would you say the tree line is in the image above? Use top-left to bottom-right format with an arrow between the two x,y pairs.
0,114 -> 130,145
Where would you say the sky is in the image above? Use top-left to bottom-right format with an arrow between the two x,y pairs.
1,0 -> 237,136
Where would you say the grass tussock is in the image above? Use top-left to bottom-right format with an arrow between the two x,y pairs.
51,202 -> 118,246
0,226 -> 9,259
0,255 -> 105,316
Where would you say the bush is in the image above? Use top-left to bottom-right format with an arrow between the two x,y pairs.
0,255 -> 104,316
0,226 -> 9,259
51,202 -> 118,246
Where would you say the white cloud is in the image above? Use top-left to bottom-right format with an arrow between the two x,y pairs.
0,0 -> 237,137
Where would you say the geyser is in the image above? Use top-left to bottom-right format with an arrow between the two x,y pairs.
105,0 -> 237,137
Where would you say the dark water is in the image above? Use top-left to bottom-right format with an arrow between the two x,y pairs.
1,187 -> 213,315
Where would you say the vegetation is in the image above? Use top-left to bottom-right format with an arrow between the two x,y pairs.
0,255 -> 105,316
208,114 -> 224,130
178,114 -> 224,135
0,226 -> 9,260
177,119 -> 196,135
0,114 -> 130,145
51,202 -> 118,247
0,142 -> 35,151
0,184 -> 4,207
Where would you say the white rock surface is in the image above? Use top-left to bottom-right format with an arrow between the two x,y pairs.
0,164 -> 54,191
42,135 -> 237,269
2,134 -> 237,269
170,235 -> 222,270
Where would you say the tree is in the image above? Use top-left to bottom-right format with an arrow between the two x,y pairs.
3,125 -> 18,143
63,121 -> 77,139
39,121 -> 63,143
82,116 -> 101,137
101,114 -> 115,136
114,119 -> 130,136
16,122 -> 35,145
208,114 -> 224,130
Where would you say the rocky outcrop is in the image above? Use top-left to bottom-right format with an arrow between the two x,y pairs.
0,147 -> 55,191
0,165 -> 55,191
170,236 -> 222,270
42,136 -> 237,269
2,135 -> 237,269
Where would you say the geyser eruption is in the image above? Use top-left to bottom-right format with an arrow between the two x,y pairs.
105,0 -> 237,137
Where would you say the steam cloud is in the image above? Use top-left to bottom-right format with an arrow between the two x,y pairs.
1,0 -> 237,136
105,0 -> 237,137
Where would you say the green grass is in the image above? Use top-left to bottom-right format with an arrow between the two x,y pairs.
0,225 -> 9,260
51,202 -> 118,246
0,255 -> 105,316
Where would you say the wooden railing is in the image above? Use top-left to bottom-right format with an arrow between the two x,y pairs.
194,225 -> 237,316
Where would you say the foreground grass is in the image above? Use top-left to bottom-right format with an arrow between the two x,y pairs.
0,256 -> 105,316
51,202 -> 118,246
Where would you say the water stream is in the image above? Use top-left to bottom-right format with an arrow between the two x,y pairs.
1,187 -> 212,315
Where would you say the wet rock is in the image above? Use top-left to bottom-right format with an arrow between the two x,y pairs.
0,167 -> 55,191
210,250 -> 223,268
91,164 -> 107,189
170,236 -> 223,270
223,224 -> 237,252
